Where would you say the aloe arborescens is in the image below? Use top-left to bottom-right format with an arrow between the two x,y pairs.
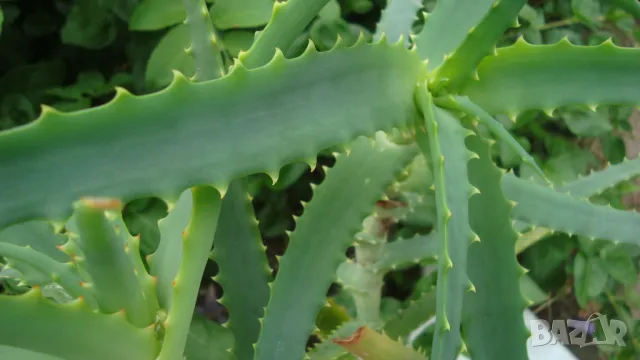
1,0 -> 640,359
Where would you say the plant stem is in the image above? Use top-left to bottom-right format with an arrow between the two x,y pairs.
351,210 -> 394,329
536,16 -> 581,31
353,242 -> 384,328
156,186 -> 222,360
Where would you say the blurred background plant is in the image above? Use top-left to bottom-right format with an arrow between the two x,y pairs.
0,0 -> 638,358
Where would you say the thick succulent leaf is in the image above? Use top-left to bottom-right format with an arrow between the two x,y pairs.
463,135 -> 529,360
188,19 -> 269,342
515,157 -> 640,252
383,291 -> 436,340
0,243 -> 91,303
145,24 -> 196,90
515,227 -> 551,255
371,233 -> 438,272
254,134 -> 418,360
238,0 -> 331,68
394,154 -> 433,193
437,95 -> 544,177
0,261 -> 51,286
315,298 -> 351,339
432,0 -> 526,90
415,86 -> 475,360
149,189 -> 192,309
183,0 -> 225,81
210,181 -> 270,360
308,321 -> 363,360
0,221 -> 69,262
73,198 -> 153,327
184,313 -> 235,360
462,38 -> 640,115
184,5 -> 269,353
0,289 -> 159,360
210,0 -> 273,30
503,173 -> 640,245
413,0 -> 495,71
222,30 -> 255,57
124,232 -> 160,319
157,186 -> 222,360
0,40 -> 424,230
333,326 -> 428,360
557,156 -> 640,197
374,0 -> 422,46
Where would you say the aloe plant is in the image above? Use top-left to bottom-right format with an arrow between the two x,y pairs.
1,0 -> 639,359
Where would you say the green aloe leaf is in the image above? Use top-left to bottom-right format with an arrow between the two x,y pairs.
149,189 -> 192,309
146,24 -> 196,90
0,221 -> 69,262
461,38 -> 640,116
413,0 -> 495,70
431,0 -> 527,91
503,173 -> 640,245
308,321 -> 363,360
415,85 -> 476,360
383,291 -> 436,341
0,39 -> 424,230
184,313 -> 235,360
371,233 -> 438,273
0,243 -> 91,304
0,289 -> 159,360
374,0 -> 422,46
181,5 -> 265,356
157,186 -> 222,360
210,181 -> 270,359
437,95 -> 544,178
463,134 -> 529,360
73,198 -> 154,327
254,134 -> 417,360
222,30 -> 255,57
557,156 -> 640,197
516,157 -> 640,253
519,274 -> 548,305
183,0 -> 225,81
238,0 -> 332,68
